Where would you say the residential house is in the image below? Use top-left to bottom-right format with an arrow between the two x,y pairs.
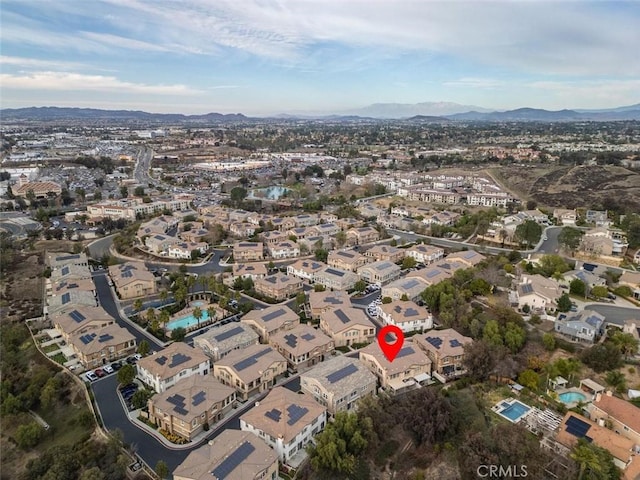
619,271 -> 640,300
229,222 -> 257,238
179,228 -> 209,243
562,269 -> 607,289
555,310 -> 605,343
233,242 -> 264,262
261,230 -> 289,246
213,344 -> 287,401
381,277 -> 429,302
327,249 -> 369,272
377,300 -> 432,333
589,391 -> 640,445
338,217 -> 366,232
147,375 -> 236,441
414,328 -> 472,379
173,429 -> 278,480
240,386 -> 326,463
167,241 -> 208,260
270,217 -> 297,231
194,322 -> 260,361
145,234 -> 174,255
47,288 -> 97,315
309,223 -> 340,237
586,210 -> 611,227
137,343 -> 211,393
405,244 -> 445,265
364,245 -> 405,263
446,250 -> 486,268
286,259 -> 326,282
49,263 -> 91,283
269,325 -> 334,371
346,227 -> 379,245
553,208 -> 577,225
359,341 -> 432,393
254,273 -> 302,301
51,306 -> 114,342
407,264 -> 455,287
517,274 -> 562,311
319,307 -> 376,347
294,214 -> 320,227
300,356 -> 377,415
308,290 -> 350,319
287,227 -> 312,240
241,305 -> 299,342
313,266 -> 359,291
46,252 -> 89,270
108,262 -> 156,300
268,241 -> 300,259
232,263 -> 268,281
357,260 -> 401,285
70,324 -> 136,369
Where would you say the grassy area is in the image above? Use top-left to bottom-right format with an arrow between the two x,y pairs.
335,346 -> 350,353
41,343 -> 61,353
51,352 -> 67,364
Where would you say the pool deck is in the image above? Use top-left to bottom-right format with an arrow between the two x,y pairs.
491,398 -> 533,424
555,387 -> 592,408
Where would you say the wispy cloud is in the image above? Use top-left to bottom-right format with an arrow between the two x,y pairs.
0,71 -> 199,95
0,55 -> 88,70
443,78 -> 506,89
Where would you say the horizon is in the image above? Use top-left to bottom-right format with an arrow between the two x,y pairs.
1,1 -> 639,115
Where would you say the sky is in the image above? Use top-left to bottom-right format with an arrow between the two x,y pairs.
1,0 -> 639,115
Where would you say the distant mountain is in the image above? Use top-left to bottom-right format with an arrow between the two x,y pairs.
0,106 -> 248,122
575,103 -> 640,113
343,101 -> 492,118
446,106 -> 640,122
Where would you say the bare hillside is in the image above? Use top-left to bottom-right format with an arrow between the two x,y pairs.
490,165 -> 640,212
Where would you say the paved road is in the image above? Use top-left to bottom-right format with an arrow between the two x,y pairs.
584,304 -> 640,327
537,226 -> 562,254
87,235 -> 118,260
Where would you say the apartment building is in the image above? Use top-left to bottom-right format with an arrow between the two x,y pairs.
313,266 -> 359,291
254,273 -> 303,301
327,249 -> 369,272
241,305 -> 299,342
233,242 -> 264,262
364,245 -> 405,263
269,241 -> 300,259
286,259 -> 326,282
137,343 -> 211,393
346,227 -> 379,245
377,300 -> 432,333
194,322 -> 260,361
70,324 -> 136,369
319,307 -> 376,347
357,260 -> 401,285
51,306 -> 114,342
269,325 -> 334,371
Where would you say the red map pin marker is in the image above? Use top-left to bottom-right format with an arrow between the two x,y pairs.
377,325 -> 405,362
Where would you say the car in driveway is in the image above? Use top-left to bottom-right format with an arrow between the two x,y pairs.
103,365 -> 114,374
85,371 -> 98,382
94,368 -> 106,378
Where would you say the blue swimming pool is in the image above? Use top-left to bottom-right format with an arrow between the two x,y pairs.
499,401 -> 531,423
166,310 -> 210,330
559,391 -> 587,404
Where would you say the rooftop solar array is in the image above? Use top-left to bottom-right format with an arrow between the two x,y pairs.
520,283 -> 534,294
211,442 -> 256,480
286,404 -> 309,425
192,391 -> 206,407
335,309 -> 351,324
425,336 -> 443,349
263,308 -> 285,322
233,347 -> 272,371
169,353 -> 192,368
264,277 -> 277,284
325,268 -> 345,277
61,292 -> 71,304
214,326 -> 244,342
121,270 -> 133,278
405,308 -> 419,317
98,333 -> 114,343
426,269 -> 440,279
395,346 -> 415,359
326,363 -> 358,384
265,408 -> 282,422
404,279 -> 420,288
61,266 -> 70,276
284,334 -> 298,348
325,296 -> 344,305
565,415 -> 591,439
69,310 -> 86,323
238,242 -> 257,247
301,333 -> 316,341
80,333 -> 96,345
450,339 -> 462,348
56,254 -> 80,261
155,355 -> 168,366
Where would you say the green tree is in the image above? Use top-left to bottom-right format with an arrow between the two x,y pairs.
539,254 -> 570,277
381,296 -> 392,304
570,279 -> 586,297
137,339 -> 150,356
119,186 -> 128,198
314,284 -> 326,292
335,231 -> 347,248
542,332 -> 556,351
40,377 -> 59,409
133,299 -> 143,312
354,280 -> 367,293
307,411 -> 371,475
483,319 -> 503,347
230,187 -> 247,206
591,285 -> 608,299
207,306 -> 217,323
605,370 -> 627,394
558,227 -> 583,253
16,422 -> 44,449
503,322 -> 526,353
580,343 -> 623,372
131,389 -> 153,409
193,306 -> 203,326
402,256 -> 417,269
314,248 -> 328,263
609,331 -> 639,359
155,460 -> 169,479
557,293 -> 572,312
117,364 -> 136,386
514,220 -> 542,248
462,340 -> 497,381
295,292 -> 307,310
571,440 -> 620,480
159,289 -> 168,306
518,369 -> 540,391
172,327 -> 187,341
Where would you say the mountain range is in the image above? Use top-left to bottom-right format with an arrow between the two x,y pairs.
2,103 -> 640,122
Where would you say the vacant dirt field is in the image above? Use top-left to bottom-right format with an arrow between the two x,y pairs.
489,165 -> 640,212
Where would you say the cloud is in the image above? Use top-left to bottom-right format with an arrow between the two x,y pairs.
443,78 -> 506,89
0,55 -> 89,70
0,71 -> 199,95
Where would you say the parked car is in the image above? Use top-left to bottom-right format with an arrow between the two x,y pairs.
110,361 -> 122,371
94,368 -> 106,378
103,365 -> 114,374
607,293 -> 617,300
85,371 -> 98,382
126,357 -> 137,365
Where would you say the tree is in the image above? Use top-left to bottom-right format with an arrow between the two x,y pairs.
117,364 -> 136,385
131,389 -> 153,409
542,332 -> 556,351
133,299 -> 143,312
591,285 -> 608,299
503,322 -> 526,353
539,254 -> 570,277
609,331 -> 639,359
514,220 -> 542,248
605,370 -> 627,393
518,369 -> 540,391
119,186 -> 128,198
526,200 -> 537,210
570,278 -> 586,297
314,248 -> 328,263
172,327 -> 186,341
307,411 -> 371,475
354,280 -> 367,293
146,307 -> 156,324
159,289 -> 168,306
580,343 -> 623,372
137,339 -> 150,356
557,293 -> 572,313
381,296 -> 392,304
159,309 -> 171,331
193,306 -> 203,326
402,256 -> 417,269
294,292 -> 307,310
463,340 -> 497,381
335,231 -> 347,248
571,440 -> 620,480
207,306 -> 217,323
16,422 -> 44,449
558,227 -> 583,253
230,186 -> 247,206
483,319 -> 503,347
314,284 -> 326,292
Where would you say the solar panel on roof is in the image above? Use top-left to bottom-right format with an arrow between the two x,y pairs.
169,353 -> 192,368
285,334 -> 298,348
57,254 -> 80,261
325,296 -> 343,305
263,308 -> 285,322
214,326 -> 244,342
404,279 -> 419,288
287,404 -> 309,425
174,406 -> 188,416
192,391 -> 206,406
335,310 -> 351,324
61,292 -> 71,304
122,271 -> 133,278
325,268 -> 345,277
301,333 -> 315,341
61,266 -> 69,276
405,308 -> 419,317
565,416 -> 591,439
69,310 -> 86,323
426,270 -> 440,278
167,394 -> 186,406
396,347 -> 414,359
233,348 -> 272,371
80,333 -> 96,345
450,339 -> 462,348
425,336 -> 443,349
211,442 -> 256,480
326,363 -> 358,384
520,284 -> 534,294
265,408 -> 282,422
98,334 -> 114,343
155,355 -> 168,366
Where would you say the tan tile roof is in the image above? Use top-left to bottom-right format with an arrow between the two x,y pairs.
320,306 -> 376,334
359,340 -> 431,376
70,324 -> 135,355
138,343 -> 210,381
593,393 -> 640,434
173,429 -> 277,480
215,343 -> 287,384
308,290 -> 350,311
270,325 -> 334,357
414,328 -> 472,357
240,386 -> 325,444
379,300 -> 430,324
108,261 -> 155,287
241,305 -> 299,335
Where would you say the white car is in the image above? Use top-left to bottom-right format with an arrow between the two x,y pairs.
103,365 -> 114,374
85,371 -> 98,382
